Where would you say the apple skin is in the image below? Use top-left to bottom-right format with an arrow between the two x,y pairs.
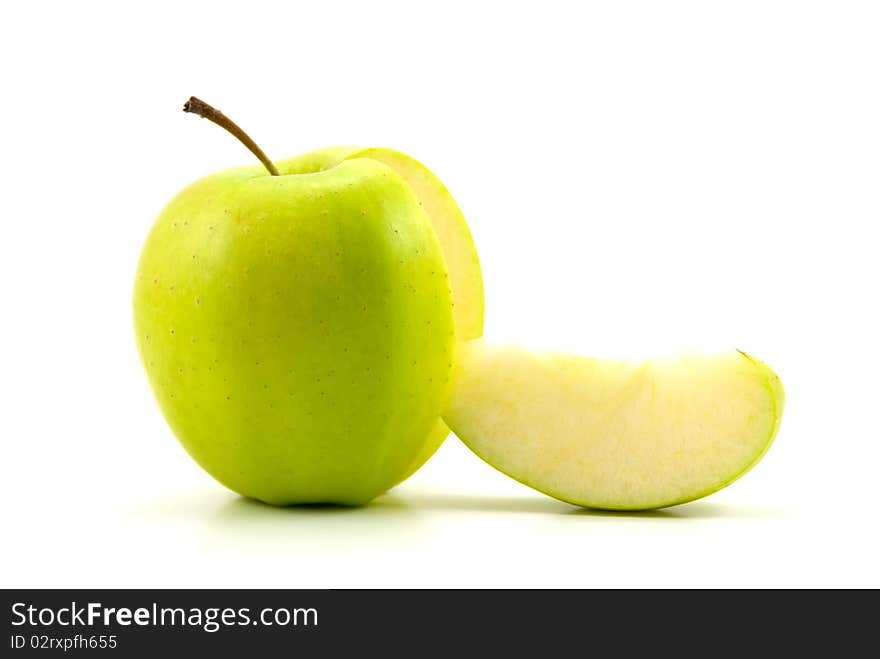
133,155 -> 455,505
274,147 -> 485,480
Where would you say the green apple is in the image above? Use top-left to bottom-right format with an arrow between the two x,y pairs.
443,341 -> 785,510
133,99 -> 480,505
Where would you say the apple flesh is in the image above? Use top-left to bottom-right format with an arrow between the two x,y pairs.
443,341 -> 785,510
134,155 -> 455,505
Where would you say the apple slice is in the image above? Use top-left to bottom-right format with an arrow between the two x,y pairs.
443,341 -> 785,510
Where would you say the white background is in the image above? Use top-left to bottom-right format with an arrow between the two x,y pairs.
2,1 -> 878,588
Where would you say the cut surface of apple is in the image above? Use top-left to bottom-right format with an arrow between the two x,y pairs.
443,341 -> 785,510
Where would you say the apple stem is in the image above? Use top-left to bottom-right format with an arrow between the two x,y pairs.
183,96 -> 280,176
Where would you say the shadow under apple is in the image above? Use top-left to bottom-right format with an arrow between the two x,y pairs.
210,488 -> 787,520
